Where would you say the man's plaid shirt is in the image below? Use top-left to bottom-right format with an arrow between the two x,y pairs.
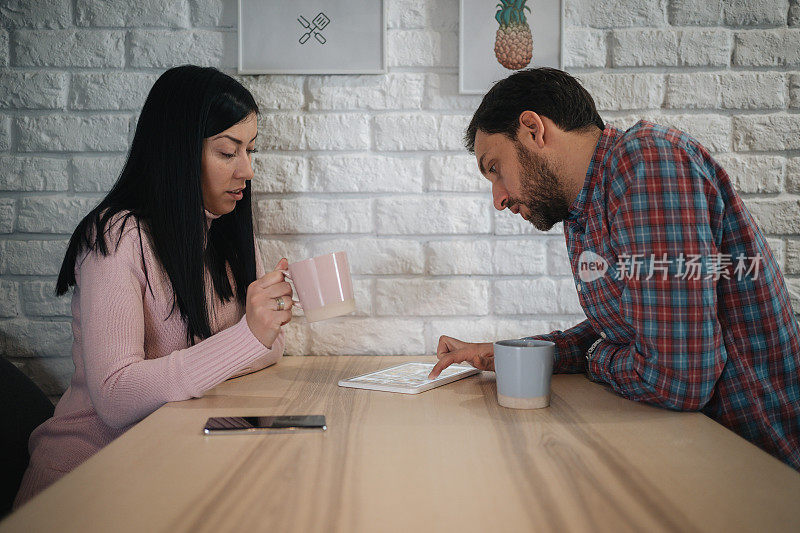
530,120 -> 800,469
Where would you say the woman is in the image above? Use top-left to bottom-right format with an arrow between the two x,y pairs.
14,65 -> 294,507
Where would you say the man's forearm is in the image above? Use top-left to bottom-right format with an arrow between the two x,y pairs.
585,338 -> 725,411
524,319 -> 599,373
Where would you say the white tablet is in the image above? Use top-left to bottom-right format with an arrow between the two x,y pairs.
338,362 -> 480,394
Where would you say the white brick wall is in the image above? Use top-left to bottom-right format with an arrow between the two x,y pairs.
1,0 -> 799,399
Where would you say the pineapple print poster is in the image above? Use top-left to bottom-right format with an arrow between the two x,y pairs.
494,0 -> 533,70
460,0 -> 562,94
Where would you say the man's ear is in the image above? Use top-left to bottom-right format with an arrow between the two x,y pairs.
518,110 -> 545,149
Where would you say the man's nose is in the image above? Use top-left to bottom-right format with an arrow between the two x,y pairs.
492,182 -> 509,211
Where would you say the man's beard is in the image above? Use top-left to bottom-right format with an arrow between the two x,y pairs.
508,141 -> 570,231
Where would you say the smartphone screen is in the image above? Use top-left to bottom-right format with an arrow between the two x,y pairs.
203,415 -> 327,434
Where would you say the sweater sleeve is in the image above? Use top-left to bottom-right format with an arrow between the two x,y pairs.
77,226 -> 278,429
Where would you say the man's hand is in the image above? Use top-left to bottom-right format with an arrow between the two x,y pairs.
428,336 -> 494,379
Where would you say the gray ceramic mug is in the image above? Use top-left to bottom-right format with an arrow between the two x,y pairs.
493,339 -> 555,409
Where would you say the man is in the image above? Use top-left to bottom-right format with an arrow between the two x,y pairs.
429,68 -> 800,470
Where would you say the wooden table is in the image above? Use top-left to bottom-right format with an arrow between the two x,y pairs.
3,356 -> 800,532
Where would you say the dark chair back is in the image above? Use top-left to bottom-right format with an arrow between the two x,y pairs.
0,357 -> 55,517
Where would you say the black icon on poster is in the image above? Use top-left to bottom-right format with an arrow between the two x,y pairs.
298,12 -> 330,44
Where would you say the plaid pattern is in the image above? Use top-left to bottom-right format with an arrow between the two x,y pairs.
528,120 -> 800,469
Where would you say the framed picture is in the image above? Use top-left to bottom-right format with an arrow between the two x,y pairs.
459,0 -> 564,94
238,0 -> 386,75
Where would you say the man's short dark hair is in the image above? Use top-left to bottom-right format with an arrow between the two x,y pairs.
465,68 -> 605,153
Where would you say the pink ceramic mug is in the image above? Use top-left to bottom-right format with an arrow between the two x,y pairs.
287,251 -> 355,322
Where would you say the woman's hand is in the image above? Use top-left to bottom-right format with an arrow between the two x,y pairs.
245,258 -> 294,348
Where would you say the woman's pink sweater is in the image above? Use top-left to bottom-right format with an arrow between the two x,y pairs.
14,210 -> 284,508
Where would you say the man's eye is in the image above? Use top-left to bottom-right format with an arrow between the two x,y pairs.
489,164 -> 496,174
222,152 -> 235,158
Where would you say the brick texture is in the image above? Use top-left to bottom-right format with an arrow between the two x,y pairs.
1,0 -> 799,398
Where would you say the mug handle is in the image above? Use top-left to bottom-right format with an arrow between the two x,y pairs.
278,269 -> 303,309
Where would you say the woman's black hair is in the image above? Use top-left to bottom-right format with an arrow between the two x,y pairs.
56,65 -> 259,345
465,67 -> 604,153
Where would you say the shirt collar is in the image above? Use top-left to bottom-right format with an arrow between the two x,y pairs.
566,124 -> 621,221
204,209 -> 222,231
204,209 -> 222,220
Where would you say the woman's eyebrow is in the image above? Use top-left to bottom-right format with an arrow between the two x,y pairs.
213,133 -> 258,144
214,134 -> 243,145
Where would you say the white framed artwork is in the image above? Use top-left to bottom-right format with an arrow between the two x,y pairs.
238,0 -> 386,75
459,0 -> 564,94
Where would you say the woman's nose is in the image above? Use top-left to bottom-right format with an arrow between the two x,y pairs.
240,154 -> 254,181
492,182 -> 509,211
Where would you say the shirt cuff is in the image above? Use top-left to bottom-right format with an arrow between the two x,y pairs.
585,339 -> 623,384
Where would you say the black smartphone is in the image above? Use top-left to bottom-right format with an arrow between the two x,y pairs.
203,415 -> 327,435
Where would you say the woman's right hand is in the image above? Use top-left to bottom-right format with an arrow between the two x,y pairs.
245,258 -> 294,348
